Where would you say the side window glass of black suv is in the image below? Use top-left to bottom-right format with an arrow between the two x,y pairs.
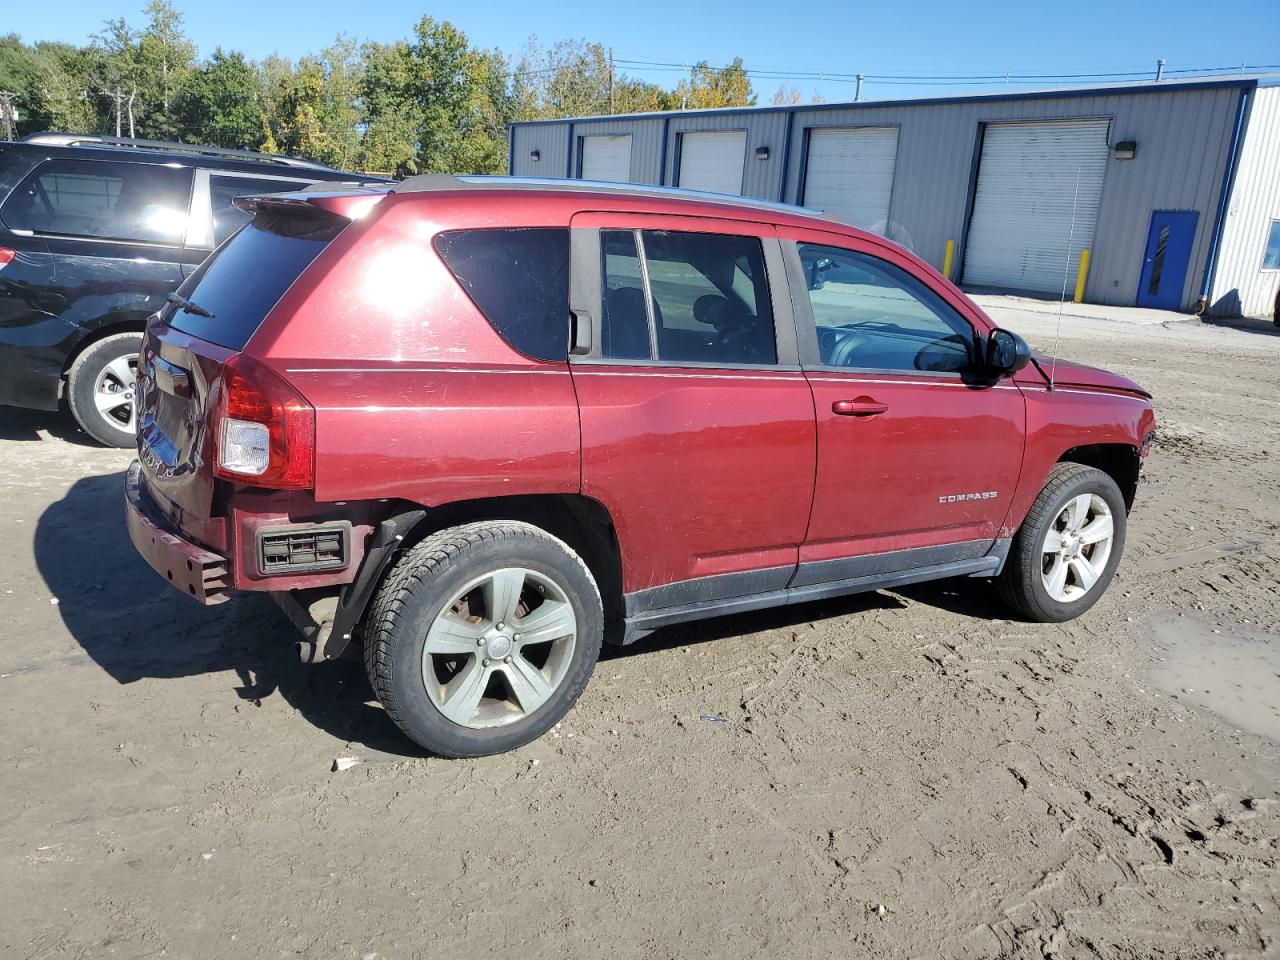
599,229 -> 777,366
1,159 -> 193,245
799,243 -> 975,374
210,175 -> 312,246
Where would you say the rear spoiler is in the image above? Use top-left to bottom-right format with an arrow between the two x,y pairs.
233,188 -> 390,222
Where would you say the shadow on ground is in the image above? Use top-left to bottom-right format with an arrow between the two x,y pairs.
38,469 -> 1012,754
0,406 -> 100,446
36,471 -> 421,757
1198,315 -> 1280,338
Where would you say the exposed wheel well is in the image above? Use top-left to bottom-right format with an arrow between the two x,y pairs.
402,495 -> 625,642
1058,444 -> 1141,511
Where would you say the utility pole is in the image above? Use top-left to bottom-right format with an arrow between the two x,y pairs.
0,92 -> 17,141
607,47 -> 615,114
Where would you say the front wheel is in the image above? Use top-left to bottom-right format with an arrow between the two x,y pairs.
363,521 -> 603,757
66,332 -> 143,448
997,463 -> 1126,622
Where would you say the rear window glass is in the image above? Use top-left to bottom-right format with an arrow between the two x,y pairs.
434,228 -> 570,361
167,211 -> 340,349
1,158 -> 192,244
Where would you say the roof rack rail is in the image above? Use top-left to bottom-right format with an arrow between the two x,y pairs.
19,132 -> 339,172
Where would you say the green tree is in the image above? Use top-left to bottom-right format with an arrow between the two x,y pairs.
174,49 -> 264,149
675,58 -> 756,110
360,18 -> 510,177
136,0 -> 196,139
29,41 -> 104,134
92,17 -> 142,135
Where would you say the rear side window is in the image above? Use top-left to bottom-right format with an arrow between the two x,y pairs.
1,158 -> 192,244
434,228 -> 570,361
210,175 -> 312,246
599,229 -> 777,366
167,210 -> 341,350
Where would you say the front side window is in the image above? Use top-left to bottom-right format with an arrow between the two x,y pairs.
1263,220 -> 1280,271
799,243 -> 975,373
435,228 -> 571,362
1,159 -> 192,244
599,229 -> 776,366
210,175 -> 311,246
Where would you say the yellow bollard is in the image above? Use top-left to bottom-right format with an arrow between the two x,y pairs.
1073,249 -> 1091,303
942,239 -> 955,280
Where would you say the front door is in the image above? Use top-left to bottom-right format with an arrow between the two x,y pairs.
781,230 -> 1026,585
1137,210 -> 1198,309
568,212 -> 816,609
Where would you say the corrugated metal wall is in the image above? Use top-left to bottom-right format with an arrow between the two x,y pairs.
510,83 -> 1247,310
1209,86 -> 1280,318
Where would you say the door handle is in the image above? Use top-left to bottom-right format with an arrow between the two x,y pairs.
832,397 -> 888,417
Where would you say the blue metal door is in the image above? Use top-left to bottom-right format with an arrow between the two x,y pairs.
1137,210 -> 1198,309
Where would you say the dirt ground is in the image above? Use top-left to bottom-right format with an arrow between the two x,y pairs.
2,306 -> 1278,960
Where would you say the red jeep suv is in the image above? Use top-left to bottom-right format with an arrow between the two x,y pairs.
126,177 -> 1155,757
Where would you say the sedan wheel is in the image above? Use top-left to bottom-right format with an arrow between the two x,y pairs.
66,332 -> 144,448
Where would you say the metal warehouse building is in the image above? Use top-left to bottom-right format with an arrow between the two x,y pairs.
509,76 -> 1280,319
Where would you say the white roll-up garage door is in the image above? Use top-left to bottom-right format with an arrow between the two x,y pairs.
678,131 -> 747,195
580,135 -> 633,182
963,119 -> 1110,294
801,127 -> 899,234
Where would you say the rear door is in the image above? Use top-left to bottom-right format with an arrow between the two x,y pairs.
568,212 -> 816,608
783,228 -> 1025,584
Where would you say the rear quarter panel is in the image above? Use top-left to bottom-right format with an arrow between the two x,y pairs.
247,194 -> 581,506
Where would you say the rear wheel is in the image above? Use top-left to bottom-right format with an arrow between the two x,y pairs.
66,332 -> 143,448
363,521 -> 602,757
997,463 -> 1126,622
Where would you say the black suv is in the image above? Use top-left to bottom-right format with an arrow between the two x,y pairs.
0,134 -> 388,446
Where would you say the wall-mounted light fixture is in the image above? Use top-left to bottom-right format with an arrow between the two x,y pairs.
755,146 -> 770,160
530,149 -> 541,161
1113,141 -> 1137,160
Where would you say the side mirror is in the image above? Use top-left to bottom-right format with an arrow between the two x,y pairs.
985,328 -> 1032,376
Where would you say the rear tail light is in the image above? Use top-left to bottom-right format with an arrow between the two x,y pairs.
0,248 -> 15,270
213,353 -> 315,489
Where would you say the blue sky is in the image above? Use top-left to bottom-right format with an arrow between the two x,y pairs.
9,0 -> 1280,102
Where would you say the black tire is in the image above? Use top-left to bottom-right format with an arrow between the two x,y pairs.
66,332 -> 142,448
363,521 -> 603,758
997,463 -> 1127,623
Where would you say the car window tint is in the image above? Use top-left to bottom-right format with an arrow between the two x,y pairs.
1,159 -> 192,244
599,230 -> 652,360
641,230 -> 776,365
210,176 -> 312,246
798,243 -> 974,373
434,228 -> 571,362
168,210 -> 342,349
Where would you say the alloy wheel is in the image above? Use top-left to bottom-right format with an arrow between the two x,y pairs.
93,353 -> 138,434
1041,493 -> 1115,603
421,567 -> 578,729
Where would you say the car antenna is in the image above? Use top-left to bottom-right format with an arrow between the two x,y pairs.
1046,167 -> 1083,392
